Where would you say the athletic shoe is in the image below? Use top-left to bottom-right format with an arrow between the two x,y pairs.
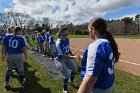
5,82 -> 10,87
20,78 -> 26,86
49,58 -> 54,60
42,54 -> 46,57
12,69 -> 15,72
63,90 -> 68,93
69,81 -> 79,88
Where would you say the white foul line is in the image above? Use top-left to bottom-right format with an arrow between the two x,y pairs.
119,59 -> 140,66
70,47 -> 140,66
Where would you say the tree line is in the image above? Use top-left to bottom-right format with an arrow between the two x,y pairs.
0,9 -> 140,35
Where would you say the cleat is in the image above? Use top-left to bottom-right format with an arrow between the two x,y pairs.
20,78 -> 26,86
63,90 -> 68,93
5,82 -> 10,87
69,81 -> 79,88
49,58 -> 53,60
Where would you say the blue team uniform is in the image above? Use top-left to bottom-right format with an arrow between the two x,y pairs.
45,32 -> 49,41
25,34 -> 30,43
56,38 -> 70,56
55,37 -> 78,92
3,34 -> 27,84
38,35 -> 44,43
3,35 -> 26,54
49,35 -> 56,56
86,38 -> 114,90
80,47 -> 88,80
49,35 -> 55,44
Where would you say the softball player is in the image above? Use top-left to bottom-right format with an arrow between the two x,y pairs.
43,31 -> 50,56
5,27 -> 19,74
48,31 -> 56,58
37,32 -> 44,53
25,32 -> 34,49
31,32 -> 35,42
36,32 -> 40,52
54,26 -> 79,93
2,27 -> 27,86
77,18 -> 120,93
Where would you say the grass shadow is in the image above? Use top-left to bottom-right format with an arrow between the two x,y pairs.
5,62 -> 51,93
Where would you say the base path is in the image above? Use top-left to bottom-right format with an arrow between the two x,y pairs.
70,38 -> 140,76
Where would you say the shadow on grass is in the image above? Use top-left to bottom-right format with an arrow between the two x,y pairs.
5,62 -> 51,93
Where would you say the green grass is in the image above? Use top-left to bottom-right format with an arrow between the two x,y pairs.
54,34 -> 140,39
114,34 -> 140,39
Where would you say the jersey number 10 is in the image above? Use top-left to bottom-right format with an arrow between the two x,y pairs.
9,39 -> 18,48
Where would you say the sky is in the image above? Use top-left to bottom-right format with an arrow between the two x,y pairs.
0,0 -> 140,25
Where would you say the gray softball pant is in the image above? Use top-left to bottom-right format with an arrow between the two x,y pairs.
54,58 -> 78,79
7,54 -> 24,72
49,43 -> 56,55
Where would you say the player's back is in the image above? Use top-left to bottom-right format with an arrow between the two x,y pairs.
3,35 -> 26,54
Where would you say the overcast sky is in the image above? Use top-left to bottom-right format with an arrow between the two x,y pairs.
0,0 -> 140,25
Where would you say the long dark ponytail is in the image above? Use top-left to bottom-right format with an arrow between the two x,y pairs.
89,18 -> 120,63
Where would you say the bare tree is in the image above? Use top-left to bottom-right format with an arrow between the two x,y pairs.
26,18 -> 37,30
0,13 -> 12,28
41,17 -> 51,31
7,9 -> 29,27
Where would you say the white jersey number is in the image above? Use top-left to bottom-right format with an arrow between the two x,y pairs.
9,39 -> 18,48
108,52 -> 114,75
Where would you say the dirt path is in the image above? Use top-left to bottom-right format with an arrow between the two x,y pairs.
28,50 -> 63,80
70,38 -> 140,76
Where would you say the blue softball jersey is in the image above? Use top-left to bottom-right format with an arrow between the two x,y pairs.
3,35 -> 27,54
45,32 -> 49,41
37,35 -> 44,43
80,47 -> 88,80
55,38 -> 70,55
86,39 -> 115,90
49,35 -> 55,44
25,34 -> 30,40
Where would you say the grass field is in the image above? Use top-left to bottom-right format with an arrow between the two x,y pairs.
0,34 -> 140,93
54,34 -> 140,39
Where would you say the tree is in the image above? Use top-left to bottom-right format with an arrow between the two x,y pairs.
135,14 -> 140,33
0,13 -> 12,28
7,9 -> 29,27
26,18 -> 37,31
121,17 -> 133,33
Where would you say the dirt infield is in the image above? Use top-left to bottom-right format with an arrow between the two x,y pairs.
70,38 -> 140,76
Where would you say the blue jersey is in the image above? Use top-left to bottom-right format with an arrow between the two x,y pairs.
56,38 -> 70,55
3,35 -> 27,54
25,34 -> 30,40
80,47 -> 88,80
86,39 -> 114,89
49,35 -> 55,44
38,35 -> 44,43
45,32 -> 49,41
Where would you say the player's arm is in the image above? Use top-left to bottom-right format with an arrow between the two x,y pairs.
60,49 -> 79,59
77,75 -> 98,93
61,54 -> 79,59
22,37 -> 28,61
23,47 -> 27,61
1,44 -> 6,61
69,49 -> 75,56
